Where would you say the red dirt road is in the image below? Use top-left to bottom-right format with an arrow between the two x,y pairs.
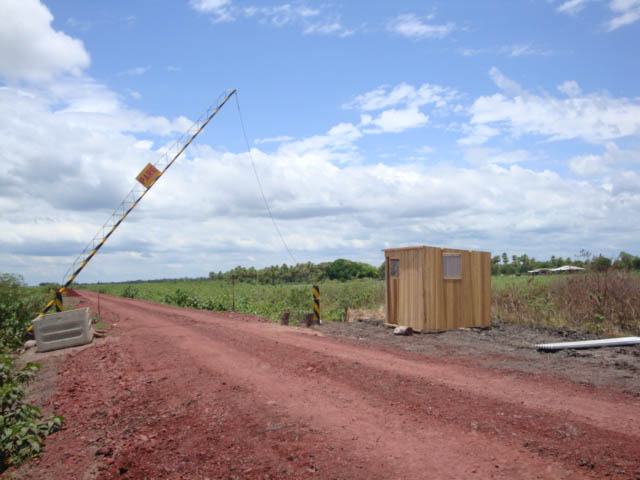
14,291 -> 640,479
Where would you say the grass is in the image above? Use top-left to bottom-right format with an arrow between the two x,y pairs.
78,279 -> 385,324
77,271 -> 640,336
492,272 -> 640,335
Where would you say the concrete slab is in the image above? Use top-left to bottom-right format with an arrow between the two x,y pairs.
33,308 -> 93,353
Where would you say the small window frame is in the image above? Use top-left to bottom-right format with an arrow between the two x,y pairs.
389,258 -> 400,278
442,253 -> 462,280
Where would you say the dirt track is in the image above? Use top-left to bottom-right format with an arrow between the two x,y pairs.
10,291 -> 640,479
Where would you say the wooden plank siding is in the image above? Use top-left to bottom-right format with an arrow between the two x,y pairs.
384,246 -> 491,331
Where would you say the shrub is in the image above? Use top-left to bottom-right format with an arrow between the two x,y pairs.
493,273 -> 640,335
121,285 -> 138,299
0,274 -> 47,352
0,357 -> 64,471
551,271 -> 640,335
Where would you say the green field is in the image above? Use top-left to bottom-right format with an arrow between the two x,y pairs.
77,271 -> 640,336
77,278 -> 385,324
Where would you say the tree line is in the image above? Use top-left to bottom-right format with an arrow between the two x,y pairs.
491,250 -> 640,275
208,259 -> 382,284
66,250 -> 640,288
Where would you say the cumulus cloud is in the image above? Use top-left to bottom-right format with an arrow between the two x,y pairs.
5,66 -> 640,284
365,107 -> 429,134
557,80 -> 582,97
457,124 -> 501,145
468,67 -> 640,143
387,13 -> 455,39
570,142 -> 640,176
0,0 -> 90,83
3,6 -> 639,285
463,147 -> 531,166
342,82 -> 459,134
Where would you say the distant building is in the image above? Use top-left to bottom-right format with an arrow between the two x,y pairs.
527,268 -> 552,275
528,265 -> 585,275
550,265 -> 585,273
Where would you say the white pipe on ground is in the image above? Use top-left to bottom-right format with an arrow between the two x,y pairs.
536,337 -> 640,351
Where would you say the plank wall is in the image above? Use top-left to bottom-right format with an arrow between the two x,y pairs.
386,246 -> 491,331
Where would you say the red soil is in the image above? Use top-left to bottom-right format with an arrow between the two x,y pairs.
13,291 -> 640,479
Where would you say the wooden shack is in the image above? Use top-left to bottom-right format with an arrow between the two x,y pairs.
384,245 -> 491,332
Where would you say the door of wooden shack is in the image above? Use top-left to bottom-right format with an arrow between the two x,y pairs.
385,248 -> 425,331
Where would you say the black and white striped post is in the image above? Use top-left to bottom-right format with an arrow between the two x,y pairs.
312,285 -> 321,325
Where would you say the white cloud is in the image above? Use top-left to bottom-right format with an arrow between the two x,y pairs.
459,44 -> 552,58
463,147 -> 531,166
118,66 -> 150,77
457,124 -> 501,145
254,135 -> 293,145
127,89 -> 142,99
278,122 -> 362,161
554,0 -> 640,31
251,5 -> 352,36
191,1 -> 352,36
387,13 -> 455,39
557,80 -> 582,97
66,17 -> 92,31
344,82 -> 458,111
189,0 -> 233,22
556,0 -> 590,14
0,0 -> 90,83
343,82 -> 460,134
469,68 -> 640,143
608,0 -> 640,29
303,21 -> 353,37
570,142 -> 640,176
4,71 -> 640,284
569,154 -> 608,176
488,67 -> 523,96
365,107 -> 429,134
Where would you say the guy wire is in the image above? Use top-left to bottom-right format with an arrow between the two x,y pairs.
235,93 -> 298,265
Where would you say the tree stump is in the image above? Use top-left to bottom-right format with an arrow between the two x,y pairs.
279,311 -> 290,326
303,313 -> 315,327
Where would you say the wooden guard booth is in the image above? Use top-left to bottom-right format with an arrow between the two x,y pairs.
384,246 -> 491,332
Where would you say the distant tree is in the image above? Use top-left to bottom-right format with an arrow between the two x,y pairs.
501,252 -> 509,265
592,255 -> 612,272
326,259 -> 379,282
615,251 -> 635,270
491,256 -> 501,275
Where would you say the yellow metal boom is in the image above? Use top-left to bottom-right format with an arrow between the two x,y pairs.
37,89 -> 237,319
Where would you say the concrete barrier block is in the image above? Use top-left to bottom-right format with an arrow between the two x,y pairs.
33,308 -> 93,353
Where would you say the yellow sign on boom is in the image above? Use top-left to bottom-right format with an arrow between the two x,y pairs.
136,163 -> 162,188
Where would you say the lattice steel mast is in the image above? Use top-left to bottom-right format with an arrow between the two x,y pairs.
38,89 -> 237,317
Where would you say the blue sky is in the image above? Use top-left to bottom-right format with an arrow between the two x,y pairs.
1,0 -> 640,284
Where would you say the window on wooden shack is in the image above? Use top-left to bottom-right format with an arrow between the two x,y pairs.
390,259 -> 400,278
443,254 -> 461,279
